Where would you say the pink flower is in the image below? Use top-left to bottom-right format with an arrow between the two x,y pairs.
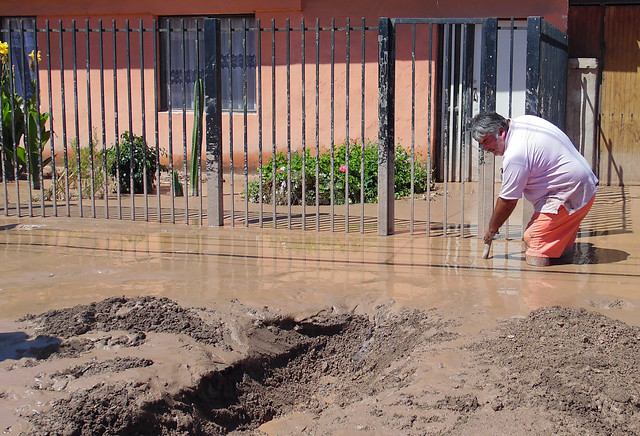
277,166 -> 285,173
339,165 -> 347,173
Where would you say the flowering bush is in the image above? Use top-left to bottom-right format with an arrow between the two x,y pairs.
245,138 -> 433,205
1,41 -> 51,188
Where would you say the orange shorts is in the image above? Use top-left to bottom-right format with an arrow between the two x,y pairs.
523,195 -> 595,258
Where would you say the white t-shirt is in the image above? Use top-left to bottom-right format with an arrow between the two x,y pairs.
499,115 -> 598,214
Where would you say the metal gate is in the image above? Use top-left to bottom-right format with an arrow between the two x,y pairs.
1,16 -> 568,236
373,17 -> 568,236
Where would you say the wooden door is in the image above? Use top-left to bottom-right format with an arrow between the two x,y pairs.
600,5 -> 640,185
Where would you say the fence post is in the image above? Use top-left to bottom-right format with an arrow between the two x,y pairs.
204,18 -> 224,226
377,17 -> 395,236
525,17 -> 542,119
477,17 -> 498,237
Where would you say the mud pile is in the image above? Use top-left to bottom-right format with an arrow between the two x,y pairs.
473,306 -> 640,435
2,298 -> 639,435
12,297 -> 455,434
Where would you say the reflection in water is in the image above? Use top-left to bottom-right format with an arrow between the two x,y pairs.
1,214 -> 639,328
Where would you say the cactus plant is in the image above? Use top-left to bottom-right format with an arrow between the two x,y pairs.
189,78 -> 204,196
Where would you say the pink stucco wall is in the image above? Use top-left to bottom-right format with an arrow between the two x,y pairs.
2,0 -> 567,31
3,0 -> 567,169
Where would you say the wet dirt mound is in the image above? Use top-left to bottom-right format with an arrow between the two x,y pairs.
21,300 -> 456,435
20,296 -> 228,346
473,306 -> 640,435
10,300 -> 640,435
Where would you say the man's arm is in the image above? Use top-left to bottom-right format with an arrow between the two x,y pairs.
483,197 -> 518,243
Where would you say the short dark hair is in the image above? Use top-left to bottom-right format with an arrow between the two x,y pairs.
469,112 -> 509,142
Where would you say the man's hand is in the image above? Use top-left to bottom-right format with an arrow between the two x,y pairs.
485,197 -> 519,243
483,228 -> 498,244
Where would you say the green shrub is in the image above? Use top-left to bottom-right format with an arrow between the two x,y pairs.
246,139 -> 433,205
106,132 -> 165,194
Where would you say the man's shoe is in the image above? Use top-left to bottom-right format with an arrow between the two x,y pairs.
525,254 -> 551,267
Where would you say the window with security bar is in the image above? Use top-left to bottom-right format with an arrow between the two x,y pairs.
0,17 -> 37,100
159,16 -> 257,112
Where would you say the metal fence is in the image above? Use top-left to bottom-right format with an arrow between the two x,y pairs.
0,16 -> 568,236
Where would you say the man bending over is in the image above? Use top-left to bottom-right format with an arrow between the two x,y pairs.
470,112 -> 598,266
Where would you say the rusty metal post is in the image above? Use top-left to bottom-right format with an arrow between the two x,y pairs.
204,18 -> 224,226
377,17 -> 395,236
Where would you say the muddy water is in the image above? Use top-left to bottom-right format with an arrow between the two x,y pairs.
2,193 -> 639,331
1,186 -> 640,435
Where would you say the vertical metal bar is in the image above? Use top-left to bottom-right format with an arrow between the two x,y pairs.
315,18 -> 320,231
286,18 -> 291,230
6,22 -> 20,216
86,20 -> 96,218
72,20 -> 83,217
460,24 -> 467,237
165,20 -> 175,223
456,25 -> 464,184
0,83 -> 5,215
126,20 -> 135,220
60,21 -> 71,217
257,18 -> 263,228
525,17 -> 541,118
204,18 -> 224,226
446,25 -> 455,234
410,23 -> 416,235
478,18 -> 498,237
139,19 -> 148,222
441,24 -> 451,236
0,24 -> 6,215
360,17 -> 366,233
99,20 -> 108,219
20,22 -> 30,215
20,21 -> 33,216
524,16 -> 542,236
426,23 -> 433,236
228,19 -> 235,227
45,21 -> 57,216
31,23 -> 45,217
243,18 -> 249,227
112,20 -> 122,219
508,18 -> 515,121
301,17 -> 306,231
7,22 -> 20,217
195,20 -> 203,224
20,23 -> 33,217
181,18 -> 189,224
377,17 -> 395,236
45,20 -> 58,217
345,18 -> 350,233
330,18 -> 335,232
153,20 -> 161,222
271,19 -> 277,229
27,23 -> 45,216
504,17 -> 515,241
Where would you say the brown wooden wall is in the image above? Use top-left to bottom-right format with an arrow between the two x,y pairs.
568,4 -> 640,185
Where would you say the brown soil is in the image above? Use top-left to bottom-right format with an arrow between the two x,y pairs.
2,297 -> 640,435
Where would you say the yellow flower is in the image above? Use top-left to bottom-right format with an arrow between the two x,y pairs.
0,41 -> 8,58
29,50 -> 42,64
